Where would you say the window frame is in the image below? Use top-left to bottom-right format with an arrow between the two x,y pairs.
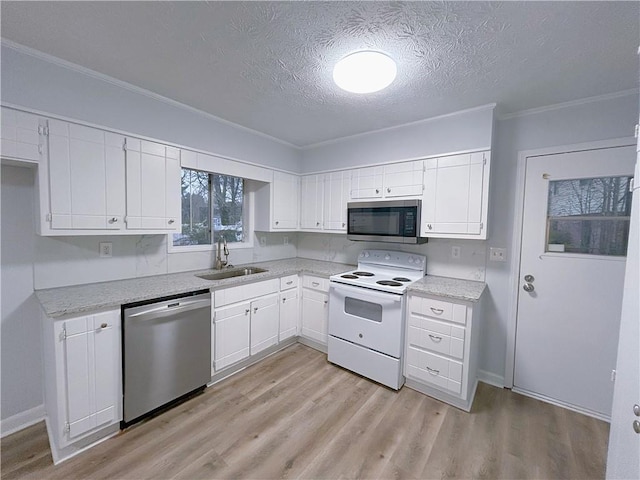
168,169 -> 254,253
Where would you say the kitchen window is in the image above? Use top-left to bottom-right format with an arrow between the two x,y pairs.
172,168 -> 247,249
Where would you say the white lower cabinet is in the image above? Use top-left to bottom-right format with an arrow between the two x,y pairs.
42,308 -> 122,463
300,275 -> 330,346
279,274 -> 300,341
250,294 -> 280,355
404,293 -> 481,411
213,301 -> 251,372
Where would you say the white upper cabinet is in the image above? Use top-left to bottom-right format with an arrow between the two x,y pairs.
300,174 -> 324,230
0,107 -> 43,163
350,160 -> 424,201
421,151 -> 490,239
350,166 -> 384,200
255,170 -> 300,231
124,138 -> 180,232
46,120 -> 126,231
323,170 -> 351,232
383,160 -> 424,197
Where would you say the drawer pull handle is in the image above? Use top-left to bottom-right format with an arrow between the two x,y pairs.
430,307 -> 444,315
428,334 -> 442,342
312,282 -> 320,287
286,281 -> 293,285
426,366 -> 440,375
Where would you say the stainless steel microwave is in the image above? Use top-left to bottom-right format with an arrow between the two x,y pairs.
347,200 -> 427,244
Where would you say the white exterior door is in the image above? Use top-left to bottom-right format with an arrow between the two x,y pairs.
514,145 -> 635,418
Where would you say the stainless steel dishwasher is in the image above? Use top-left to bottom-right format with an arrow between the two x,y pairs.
122,290 -> 211,427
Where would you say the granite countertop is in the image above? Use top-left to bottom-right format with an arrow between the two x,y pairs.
35,258 -> 355,318
36,258 -> 487,318
407,275 -> 486,302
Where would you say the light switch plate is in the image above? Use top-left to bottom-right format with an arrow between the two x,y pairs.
489,247 -> 507,262
99,242 -> 113,258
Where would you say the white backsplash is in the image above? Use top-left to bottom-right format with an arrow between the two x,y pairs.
297,233 -> 487,282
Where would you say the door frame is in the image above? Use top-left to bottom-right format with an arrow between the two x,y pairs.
504,136 -> 636,389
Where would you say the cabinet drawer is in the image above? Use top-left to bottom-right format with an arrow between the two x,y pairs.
408,315 -> 465,359
280,274 -> 299,291
406,347 -> 462,394
214,279 -> 279,307
302,275 -> 329,292
409,295 -> 467,325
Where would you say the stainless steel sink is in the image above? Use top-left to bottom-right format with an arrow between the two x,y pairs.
196,267 -> 268,281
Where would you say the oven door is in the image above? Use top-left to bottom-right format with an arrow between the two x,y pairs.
328,282 -> 405,358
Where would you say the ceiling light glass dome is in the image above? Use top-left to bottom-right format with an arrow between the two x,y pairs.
333,51 -> 397,94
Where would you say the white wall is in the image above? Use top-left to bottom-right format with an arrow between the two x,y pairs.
1,43 -> 302,173
300,104 -> 494,173
1,165 -> 43,421
483,92 -> 639,382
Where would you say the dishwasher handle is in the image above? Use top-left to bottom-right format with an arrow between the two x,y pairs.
127,297 -> 211,321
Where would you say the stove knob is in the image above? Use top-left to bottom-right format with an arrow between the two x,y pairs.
364,251 -> 370,258
408,256 -> 414,263
384,254 -> 391,260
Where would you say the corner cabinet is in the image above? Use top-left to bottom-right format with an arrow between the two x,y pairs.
404,293 -> 482,412
255,171 -> 300,231
42,308 -> 122,463
421,151 -> 490,239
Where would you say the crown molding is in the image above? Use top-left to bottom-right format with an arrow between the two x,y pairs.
497,89 -> 639,121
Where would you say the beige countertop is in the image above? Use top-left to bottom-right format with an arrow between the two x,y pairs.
35,257 -> 486,318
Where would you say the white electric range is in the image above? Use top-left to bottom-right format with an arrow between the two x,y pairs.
327,250 -> 426,389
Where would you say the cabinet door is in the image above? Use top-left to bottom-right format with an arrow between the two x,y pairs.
279,289 -> 299,341
422,152 -> 488,238
125,138 -> 180,231
383,160 -> 424,197
250,294 -> 280,355
0,107 -> 42,163
350,166 -> 383,200
48,121 -> 125,230
214,302 -> 250,370
323,171 -> 350,231
300,174 -> 324,230
60,310 -> 121,441
272,171 -> 299,229
301,289 -> 329,345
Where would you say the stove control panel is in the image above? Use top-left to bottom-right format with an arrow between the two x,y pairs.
358,250 -> 426,272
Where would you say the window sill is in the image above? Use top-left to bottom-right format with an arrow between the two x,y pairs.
168,240 -> 254,254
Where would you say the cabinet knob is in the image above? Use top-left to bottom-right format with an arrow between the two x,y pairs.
282,298 -> 286,303
108,217 -> 118,224
323,300 -> 328,305
245,309 -> 250,315
427,224 -> 433,230
342,223 -> 346,227
100,323 -> 108,329
375,189 -> 380,194
275,221 -> 279,225
168,219 -> 175,224
316,222 -> 320,226
254,307 -> 258,313
387,188 -> 391,193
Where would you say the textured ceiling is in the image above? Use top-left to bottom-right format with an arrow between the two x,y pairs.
1,1 -> 638,147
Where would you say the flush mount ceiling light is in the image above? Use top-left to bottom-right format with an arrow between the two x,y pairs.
333,51 -> 397,94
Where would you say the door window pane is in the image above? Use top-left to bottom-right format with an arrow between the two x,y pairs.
546,176 -> 632,255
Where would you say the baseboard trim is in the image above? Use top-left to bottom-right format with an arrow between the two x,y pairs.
512,387 -> 611,422
1,404 -> 45,438
477,370 -> 505,388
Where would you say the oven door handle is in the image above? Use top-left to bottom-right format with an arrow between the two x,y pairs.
329,283 -> 403,303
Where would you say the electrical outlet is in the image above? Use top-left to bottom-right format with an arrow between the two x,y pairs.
489,247 -> 507,262
283,236 -> 289,246
451,246 -> 461,259
260,236 -> 266,247
99,242 -> 113,258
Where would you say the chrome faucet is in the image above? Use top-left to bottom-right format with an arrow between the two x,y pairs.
215,238 -> 229,270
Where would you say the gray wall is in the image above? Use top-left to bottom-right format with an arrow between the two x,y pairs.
1,44 -> 302,173
1,165 -> 43,421
300,105 -> 494,173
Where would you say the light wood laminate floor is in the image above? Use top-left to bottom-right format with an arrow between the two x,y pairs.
1,344 -> 609,479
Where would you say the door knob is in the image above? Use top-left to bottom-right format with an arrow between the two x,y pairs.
523,283 -> 535,292
524,274 -> 535,283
